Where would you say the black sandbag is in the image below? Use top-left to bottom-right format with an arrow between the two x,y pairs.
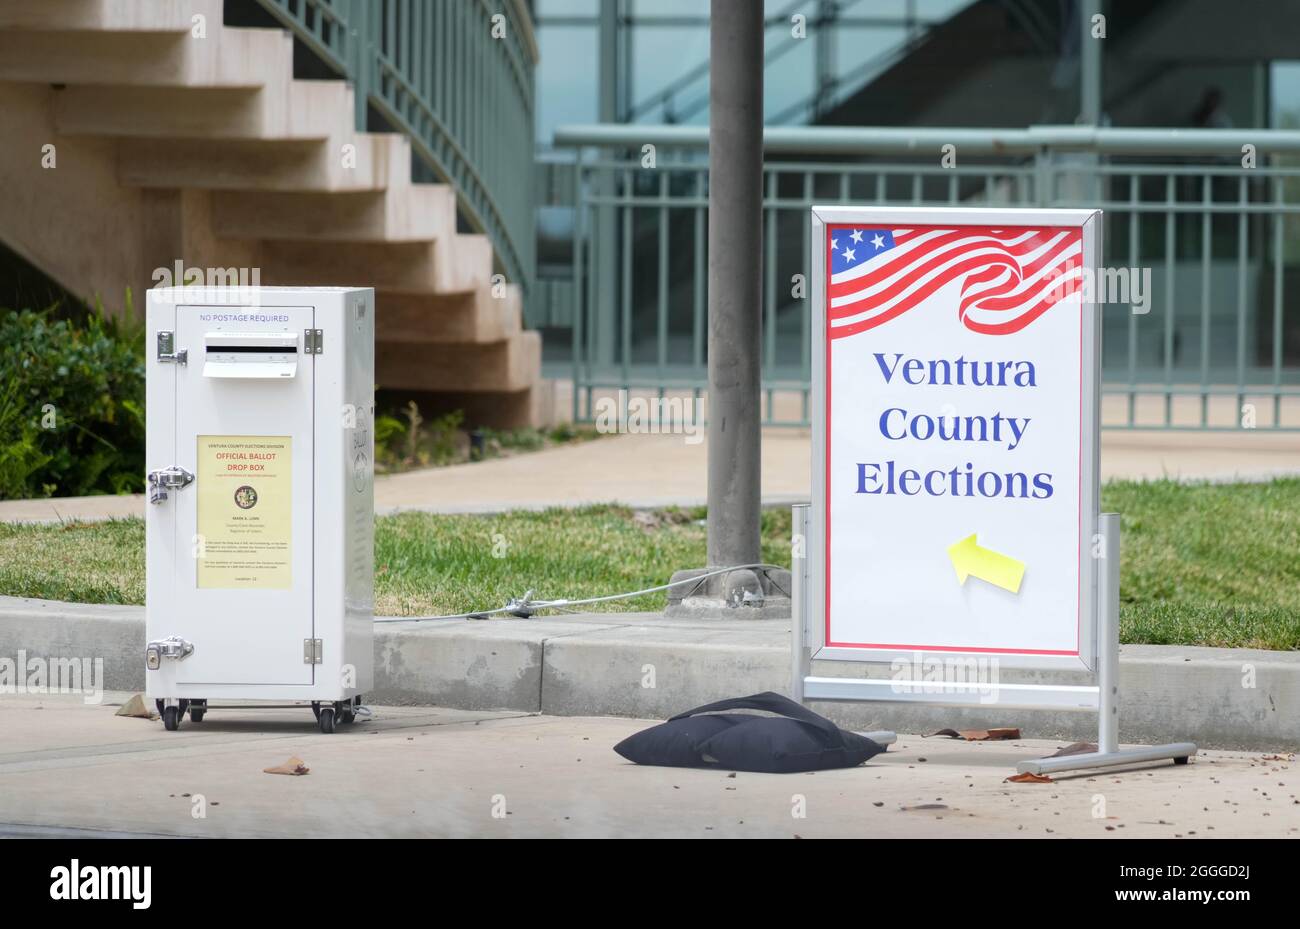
613,691 -> 886,773
612,713 -> 748,767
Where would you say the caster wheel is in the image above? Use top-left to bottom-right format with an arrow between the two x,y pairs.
318,708 -> 336,734
339,709 -> 356,725
190,703 -> 206,723
1174,755 -> 1190,765
163,705 -> 181,731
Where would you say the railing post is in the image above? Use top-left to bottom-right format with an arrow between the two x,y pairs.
571,153 -> 585,424
348,0 -> 370,130
593,0 -> 620,371
1080,0 -> 1102,126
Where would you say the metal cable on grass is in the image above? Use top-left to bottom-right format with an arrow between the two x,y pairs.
374,563 -> 788,624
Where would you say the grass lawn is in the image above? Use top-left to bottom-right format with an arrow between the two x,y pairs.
0,480 -> 1296,650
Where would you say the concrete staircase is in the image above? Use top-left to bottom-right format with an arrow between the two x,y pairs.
0,0 -> 544,426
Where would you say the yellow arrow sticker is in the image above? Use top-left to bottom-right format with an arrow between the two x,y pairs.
947,534 -> 1025,594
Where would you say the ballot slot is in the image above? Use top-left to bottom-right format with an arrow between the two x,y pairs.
203,331 -> 300,379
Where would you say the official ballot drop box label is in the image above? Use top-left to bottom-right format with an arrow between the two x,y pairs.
196,435 -> 292,590
811,208 -> 1101,671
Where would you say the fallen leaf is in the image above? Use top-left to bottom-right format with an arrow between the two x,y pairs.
114,693 -> 155,720
927,727 -> 1021,741
1005,772 -> 1053,784
263,756 -> 310,776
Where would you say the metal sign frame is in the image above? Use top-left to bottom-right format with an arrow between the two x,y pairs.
810,206 -> 1100,672
796,206 -> 1196,774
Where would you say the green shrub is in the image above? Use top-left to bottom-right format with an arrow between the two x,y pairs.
0,304 -> 145,499
374,402 -> 466,471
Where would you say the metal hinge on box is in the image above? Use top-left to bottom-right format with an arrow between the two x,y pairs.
303,638 -> 323,664
157,330 -> 187,364
303,329 -> 324,354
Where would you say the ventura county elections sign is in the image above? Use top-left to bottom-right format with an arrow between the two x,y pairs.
810,207 -> 1102,671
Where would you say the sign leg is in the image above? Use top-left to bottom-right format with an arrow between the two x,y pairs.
791,504 -> 809,705
794,504 -> 898,749
1017,513 -> 1196,775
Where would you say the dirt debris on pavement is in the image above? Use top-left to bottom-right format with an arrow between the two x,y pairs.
263,756 -> 310,776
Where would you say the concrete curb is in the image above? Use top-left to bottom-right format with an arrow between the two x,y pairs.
2,595 -> 1296,751
0,494 -> 812,524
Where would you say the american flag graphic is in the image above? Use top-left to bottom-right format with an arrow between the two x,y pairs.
827,225 -> 1082,339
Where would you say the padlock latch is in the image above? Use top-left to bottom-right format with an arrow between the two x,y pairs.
147,466 -> 195,504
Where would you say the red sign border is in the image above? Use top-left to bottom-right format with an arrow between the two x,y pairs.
822,222 -> 1084,657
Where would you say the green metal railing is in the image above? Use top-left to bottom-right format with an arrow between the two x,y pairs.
251,0 -> 537,294
620,0 -> 950,127
541,124 -> 1300,430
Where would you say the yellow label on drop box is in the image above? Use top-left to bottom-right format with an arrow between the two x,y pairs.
196,435 -> 292,589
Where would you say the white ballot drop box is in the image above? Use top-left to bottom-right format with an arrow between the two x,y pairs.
144,287 -> 374,734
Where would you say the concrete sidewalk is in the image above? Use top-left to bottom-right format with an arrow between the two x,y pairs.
0,692 -> 1293,838
4,595 -> 1298,750
1,427 -> 1297,523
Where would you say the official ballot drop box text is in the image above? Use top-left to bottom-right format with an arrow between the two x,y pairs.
144,287 -> 374,709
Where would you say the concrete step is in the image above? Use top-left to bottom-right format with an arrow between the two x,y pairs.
0,26 -> 290,88
259,232 -> 486,296
54,85 -> 276,140
0,9 -> 544,417
0,0 -> 223,31
377,330 -> 541,393
260,240 -> 451,294
260,242 -> 517,346
52,79 -> 350,141
118,132 -> 409,193
449,384 -> 548,429
453,235 -> 496,294
375,286 -> 522,345
212,185 -> 455,243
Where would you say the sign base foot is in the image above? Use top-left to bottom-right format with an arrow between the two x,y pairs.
1016,742 -> 1197,776
857,730 -> 898,748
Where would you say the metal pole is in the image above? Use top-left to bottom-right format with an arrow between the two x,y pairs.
706,0 -> 764,569
1097,511 -> 1120,753
554,122 -> 1300,156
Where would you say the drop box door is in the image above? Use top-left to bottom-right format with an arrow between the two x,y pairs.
168,305 -> 316,686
